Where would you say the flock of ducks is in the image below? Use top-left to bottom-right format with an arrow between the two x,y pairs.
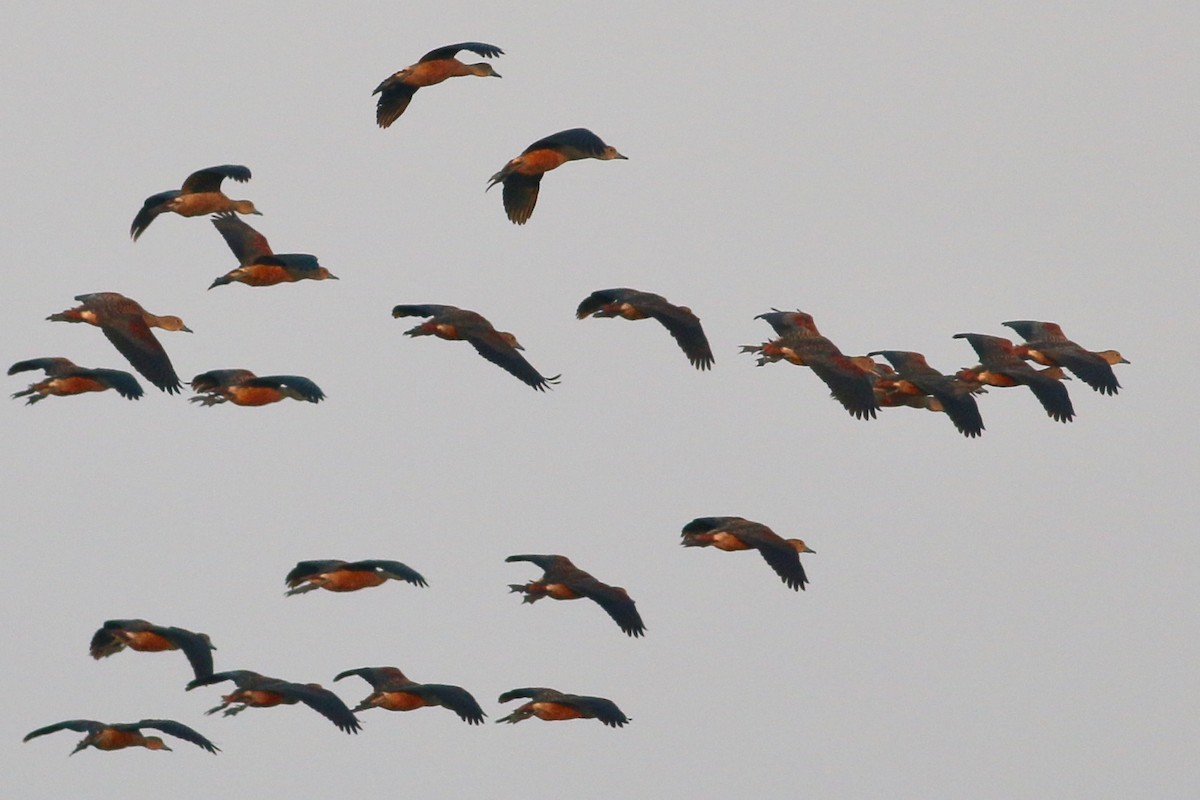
19,39 -> 1131,756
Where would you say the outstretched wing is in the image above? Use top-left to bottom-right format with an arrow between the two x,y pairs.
100,318 -> 181,394
212,212 -> 273,265
132,719 -> 219,753
500,172 -> 542,225
130,190 -> 180,240
412,683 -> 487,724
573,578 -> 646,637
645,303 -> 714,370
275,683 -> 361,734
246,375 -> 325,403
467,330 -> 559,390
285,560 -> 347,587
23,720 -> 102,741
569,695 -> 629,727
420,42 -> 504,62
182,165 -> 252,194
8,357 -> 77,377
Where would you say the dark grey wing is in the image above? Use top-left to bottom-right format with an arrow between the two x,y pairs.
504,554 -> 567,573
23,720 -> 103,741
99,318 -> 181,394
574,288 -> 628,318
646,304 -> 714,370
285,560 -> 346,587
681,517 -> 743,535
413,684 -> 487,724
498,687 -> 561,703
1044,346 -> 1121,395
374,79 -> 418,128
570,695 -> 629,727
212,212 -> 273,265
246,375 -> 325,403
130,190 -> 180,240
186,669 -> 263,691
420,42 -> 504,61
132,720 -> 219,753
182,165 -> 252,194
333,666 -> 392,688
522,128 -> 609,158
87,368 -> 144,400
928,382 -> 986,438
500,172 -> 542,225
574,579 -> 646,637
275,683 -> 361,734
352,560 -> 428,587
467,331 -> 559,390
271,253 -> 323,272
391,304 -> 457,319
190,370 -> 256,393
8,357 -> 76,376
162,627 -> 215,680
805,355 -> 879,420
1021,371 -> 1076,422
733,528 -> 809,590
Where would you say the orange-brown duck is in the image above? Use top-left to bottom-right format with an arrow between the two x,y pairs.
576,288 -> 714,370
8,357 -> 143,405
1002,320 -> 1127,395
487,128 -> 626,224
208,213 -> 337,289
374,42 -> 503,127
334,667 -> 485,724
47,293 -> 191,393
954,332 -> 1074,422
23,719 -> 218,755
90,619 -> 215,680
681,516 -> 815,591
131,165 -> 259,241
284,560 -> 427,596
496,688 -> 628,727
392,304 -> 560,390
505,554 -> 645,637
868,350 -> 986,437
186,670 -> 360,734
189,370 -> 324,407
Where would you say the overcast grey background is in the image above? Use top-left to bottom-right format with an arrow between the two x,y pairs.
3,3 -> 1197,798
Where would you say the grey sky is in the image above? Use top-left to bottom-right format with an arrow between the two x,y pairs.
3,3 -> 1197,798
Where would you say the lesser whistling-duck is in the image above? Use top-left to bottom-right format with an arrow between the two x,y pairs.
334,667 -> 486,725
189,369 -> 325,407
8,357 -> 143,405
487,128 -> 626,224
954,332 -> 1075,422
392,304 -> 560,390
681,517 -> 815,591
867,350 -> 986,437
505,554 -> 645,637
89,619 -> 215,681
746,309 -> 879,420
284,559 -> 427,596
1002,320 -> 1127,396
186,670 -> 360,734
23,719 -> 219,755
46,292 -> 191,393
208,213 -> 337,289
131,165 -> 259,241
495,687 -> 629,727
374,42 -> 503,128
576,288 -> 715,370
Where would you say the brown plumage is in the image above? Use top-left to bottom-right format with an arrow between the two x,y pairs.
392,304 -> 560,390
89,619 -> 215,680
745,309 -> 879,420
487,128 -> 627,224
681,516 -> 815,591
496,687 -> 629,727
576,288 -> 714,370
189,369 -> 325,407
374,42 -> 503,127
131,165 -> 259,241
505,554 -> 645,637
186,670 -> 360,734
8,357 -> 143,405
284,559 -> 427,596
954,332 -> 1075,422
23,719 -> 218,755
46,293 -> 191,393
867,350 -> 986,437
208,213 -> 337,289
334,666 -> 486,724
1002,320 -> 1127,396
